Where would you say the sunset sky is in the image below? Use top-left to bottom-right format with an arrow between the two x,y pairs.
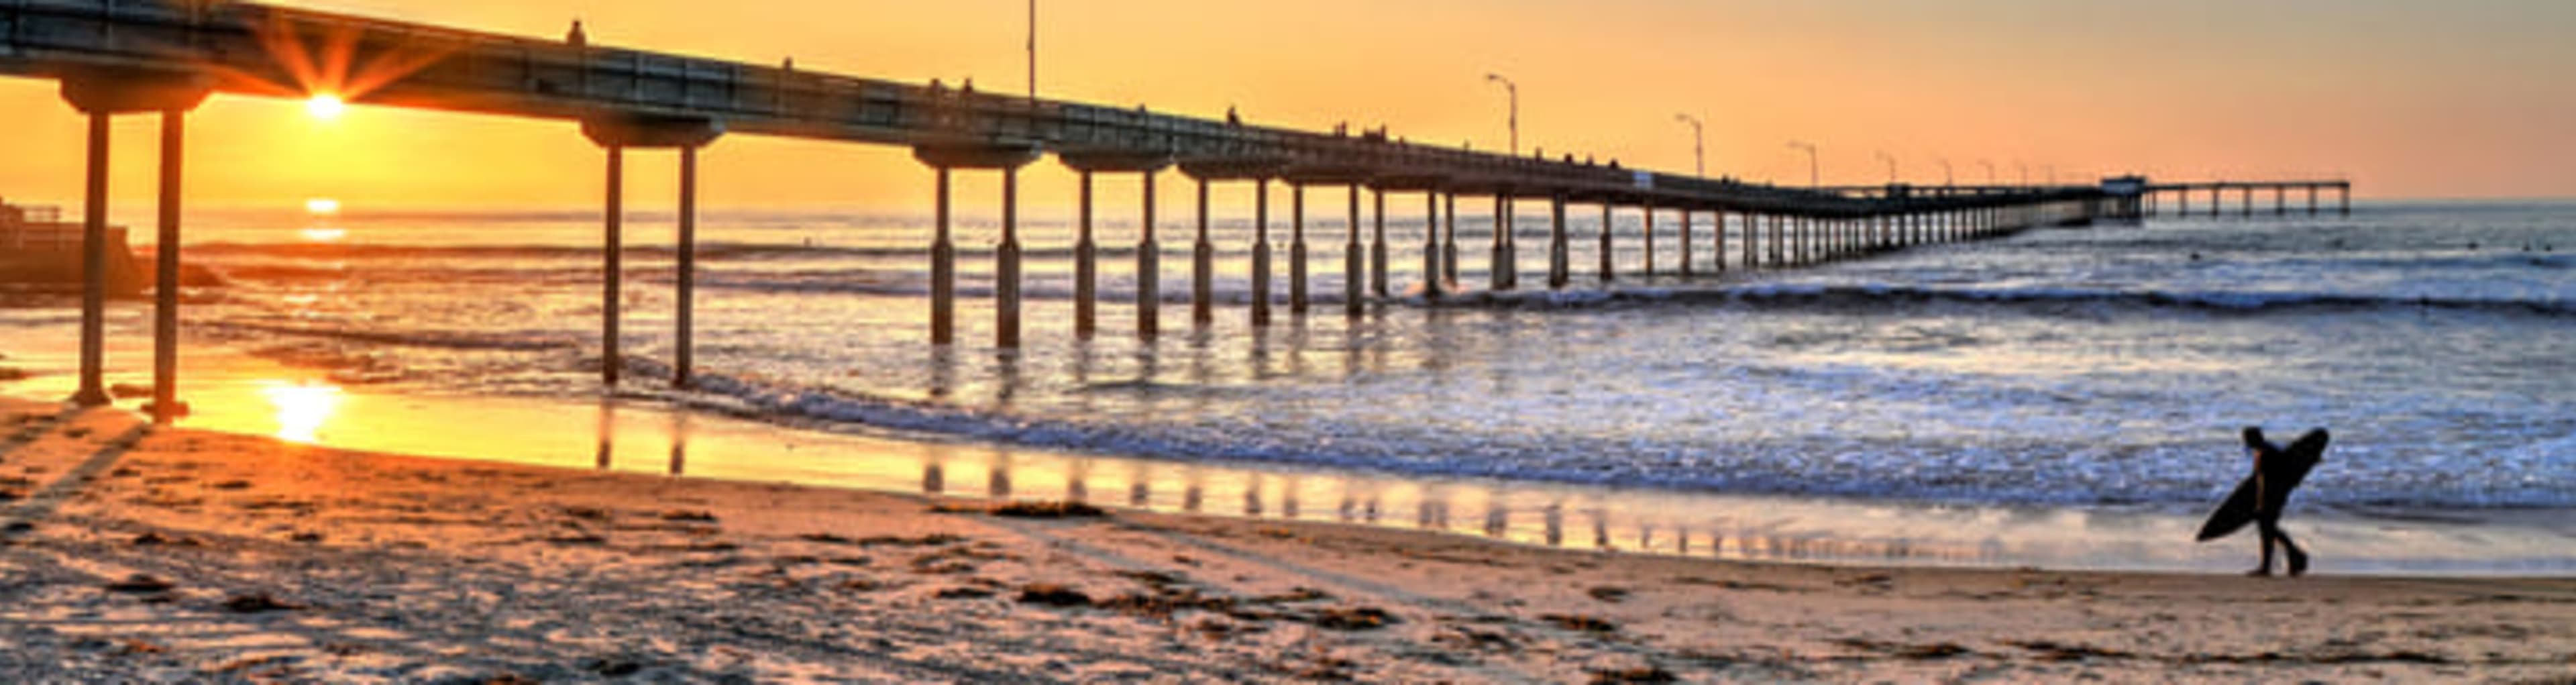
1,0 -> 2569,216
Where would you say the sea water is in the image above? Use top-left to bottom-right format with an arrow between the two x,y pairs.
4,199 -> 2571,573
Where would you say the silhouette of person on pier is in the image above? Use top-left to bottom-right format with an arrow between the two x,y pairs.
566,19 -> 587,46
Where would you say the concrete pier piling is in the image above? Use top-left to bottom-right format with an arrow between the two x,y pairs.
587,115 -> 721,383
1599,203 -> 1615,283
1370,189 -> 1389,299
1344,184 -> 1363,318
604,146 -> 627,383
149,109 -> 185,421
677,147 -> 701,382
1075,170 -> 1097,339
1492,195 -> 1513,291
1442,192 -> 1460,287
1422,191 -> 1441,299
1679,209 -> 1694,276
1193,178 -> 1213,325
1711,210 -> 1727,273
1291,183 -> 1309,315
1546,195 -> 1568,290
1642,205 -> 1658,277
1254,178 -> 1273,326
994,166 -> 1020,349
58,71 -> 208,410
73,111 -> 111,407
933,167 -> 955,344
1138,172 -> 1159,339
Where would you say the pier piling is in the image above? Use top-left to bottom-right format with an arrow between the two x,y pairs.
1075,170 -> 1096,339
1344,184 -> 1362,318
1139,172 -> 1160,339
1643,205 -> 1658,276
604,146 -> 627,382
1370,188 -> 1389,299
1291,183 -> 1309,316
1254,178 -> 1273,326
74,111 -> 109,407
1193,178 -> 1213,325
676,146 -> 699,384
1546,195 -> 1568,290
1679,209 -> 1694,276
1599,203 -> 1615,283
934,167 -> 955,344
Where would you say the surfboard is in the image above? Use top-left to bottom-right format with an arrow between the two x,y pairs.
2194,429 -> 2329,542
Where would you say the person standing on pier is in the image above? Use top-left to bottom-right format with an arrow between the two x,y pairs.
566,19 -> 587,46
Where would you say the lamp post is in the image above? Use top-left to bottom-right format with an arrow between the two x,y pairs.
1026,0 -> 1036,105
1937,158 -> 1954,188
1979,159 -> 1996,185
1786,140 -> 1818,189
1874,150 -> 1897,185
2017,162 -> 2029,187
1674,113 -> 1705,177
1484,73 -> 1518,155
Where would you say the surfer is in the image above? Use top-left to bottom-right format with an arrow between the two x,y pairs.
2196,427 -> 2329,577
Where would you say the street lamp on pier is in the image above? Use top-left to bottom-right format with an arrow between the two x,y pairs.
1978,159 -> 1997,185
1937,158 -> 1955,188
1674,113 -> 1705,177
1874,150 -> 1897,185
1484,73 -> 1518,155
1786,140 -> 1818,189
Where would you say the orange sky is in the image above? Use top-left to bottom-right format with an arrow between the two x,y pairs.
1,0 -> 2569,217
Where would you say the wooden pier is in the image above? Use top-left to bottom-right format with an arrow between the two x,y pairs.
0,0 -> 2348,422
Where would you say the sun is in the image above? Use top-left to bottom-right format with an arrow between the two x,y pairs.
305,197 -> 341,215
305,94 -> 347,120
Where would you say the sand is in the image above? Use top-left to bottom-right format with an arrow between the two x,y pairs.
2,396 -> 2571,684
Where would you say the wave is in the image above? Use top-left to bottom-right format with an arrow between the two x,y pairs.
202,321 -> 582,352
1444,282 -> 2576,318
590,361 -> 2576,511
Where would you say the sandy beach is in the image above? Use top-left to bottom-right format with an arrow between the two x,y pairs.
1,394 -> 2571,683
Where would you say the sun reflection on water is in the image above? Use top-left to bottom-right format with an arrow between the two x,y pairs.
259,380 -> 343,443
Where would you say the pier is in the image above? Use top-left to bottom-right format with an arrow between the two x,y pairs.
2,0 -> 2347,422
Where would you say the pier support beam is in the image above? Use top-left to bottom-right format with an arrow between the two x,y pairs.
1712,209 -> 1727,273
932,168 -> 955,344
1138,173 -> 1159,339
1075,170 -> 1097,339
1642,206 -> 1658,276
678,148 -> 702,380
1443,193 -> 1460,286
1061,150 -> 1176,339
2306,186 -> 2318,216
1371,189 -> 1389,299
1599,203 -> 1615,283
603,146 -> 629,382
1193,179 -> 1214,325
1422,191 -> 1442,299
1492,195 -> 1514,291
1255,179 -> 1273,325
1678,209 -> 1694,276
913,140 -> 1041,349
1344,184 -> 1362,318
59,70 -> 213,411
1291,184 -> 1309,315
1546,195 -> 1568,290
2339,186 -> 2351,216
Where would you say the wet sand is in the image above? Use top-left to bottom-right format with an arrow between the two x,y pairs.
3,395 -> 2573,683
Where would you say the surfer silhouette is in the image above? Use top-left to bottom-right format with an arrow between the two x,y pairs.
2196,427 -> 2329,576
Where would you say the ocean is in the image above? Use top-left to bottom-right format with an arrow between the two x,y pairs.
5,197 -> 2572,574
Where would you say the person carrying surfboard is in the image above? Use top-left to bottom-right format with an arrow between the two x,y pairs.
2195,427 -> 2329,576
